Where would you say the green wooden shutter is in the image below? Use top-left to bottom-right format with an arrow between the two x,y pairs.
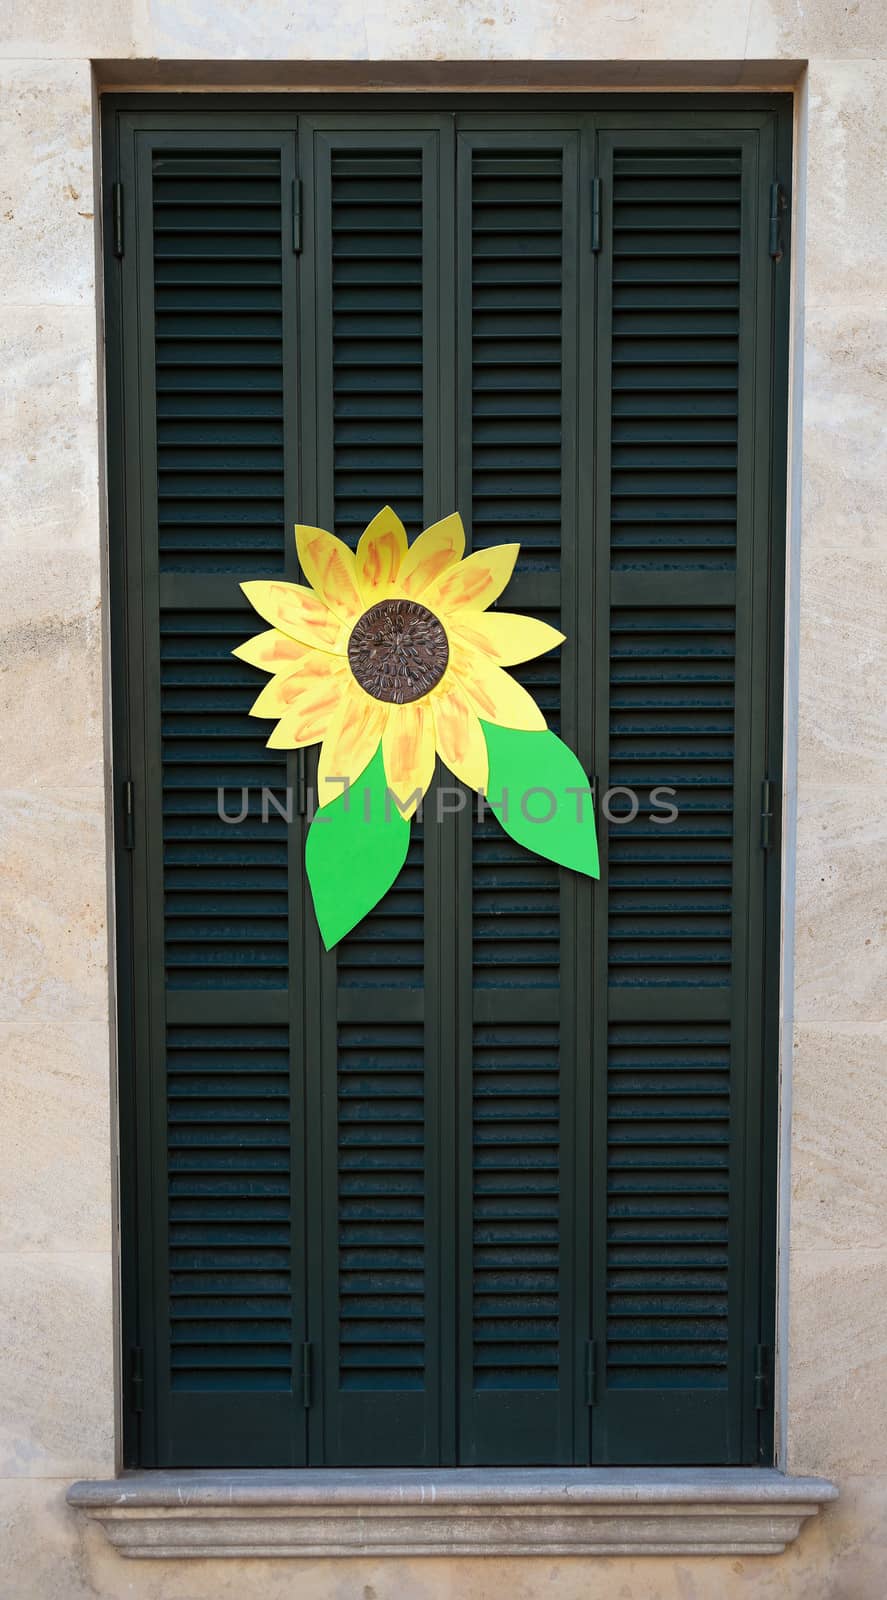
454,127 -> 585,1464
299,119 -> 455,1465
107,101 -> 788,1472
114,125 -> 306,1467
589,121 -> 782,1464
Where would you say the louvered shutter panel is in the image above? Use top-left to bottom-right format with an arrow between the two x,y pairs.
299,122 -> 454,1465
119,129 -> 305,1466
590,124 -> 779,1464
110,104 -> 787,1472
454,130 -> 585,1465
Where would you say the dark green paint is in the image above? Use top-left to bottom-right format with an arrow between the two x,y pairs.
102,96 -> 790,1471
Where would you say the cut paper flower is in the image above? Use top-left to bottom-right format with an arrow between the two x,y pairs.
235,508 -> 562,814
234,507 -> 598,947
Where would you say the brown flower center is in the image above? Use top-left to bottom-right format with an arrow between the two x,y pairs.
348,598 -> 449,705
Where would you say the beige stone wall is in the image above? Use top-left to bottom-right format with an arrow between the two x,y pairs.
1,3 -> 885,1596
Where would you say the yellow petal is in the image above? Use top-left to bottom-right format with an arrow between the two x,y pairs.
452,646 -> 547,732
355,506 -> 408,602
240,581 -> 346,653
449,611 -> 565,667
382,701 -> 436,817
232,628 -> 315,675
396,513 -> 465,599
423,543 -> 519,616
295,523 -> 363,624
431,679 -> 489,793
252,655 -> 348,734
316,680 -> 388,807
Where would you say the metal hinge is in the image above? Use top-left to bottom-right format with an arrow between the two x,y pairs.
590,177 -> 602,253
122,778 -> 135,850
302,1341 -> 313,1408
129,1346 -> 144,1413
296,748 -> 307,815
754,1344 -> 770,1410
769,182 -> 786,262
292,178 -> 303,253
760,778 -> 775,850
585,1339 -> 597,1406
112,181 -> 124,259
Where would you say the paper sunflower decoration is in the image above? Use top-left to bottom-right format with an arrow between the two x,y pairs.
234,507 -> 598,947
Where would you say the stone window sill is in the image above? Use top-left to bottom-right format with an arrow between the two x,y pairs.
67,1467 -> 838,1558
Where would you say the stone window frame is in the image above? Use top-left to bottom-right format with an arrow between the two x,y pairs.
65,59 -> 838,1560
68,1468 -> 837,1558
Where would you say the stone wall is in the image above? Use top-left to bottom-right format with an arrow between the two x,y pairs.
1,4 -> 885,1595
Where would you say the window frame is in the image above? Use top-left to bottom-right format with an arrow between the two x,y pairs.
100,90 -> 792,1473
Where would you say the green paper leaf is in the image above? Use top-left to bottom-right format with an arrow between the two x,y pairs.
305,743 -> 411,950
481,721 -> 600,879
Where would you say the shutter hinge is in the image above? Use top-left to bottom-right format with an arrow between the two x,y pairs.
585,1339 -> 597,1406
302,1341 -> 313,1408
296,748 -> 307,815
292,178 -> 303,253
760,778 -> 775,850
129,1346 -> 144,1413
590,176 -> 602,253
754,1343 -> 770,1410
768,182 -> 786,262
122,778 -> 135,850
112,181 -> 124,259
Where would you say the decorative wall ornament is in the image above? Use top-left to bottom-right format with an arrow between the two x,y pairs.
234,508 -> 599,947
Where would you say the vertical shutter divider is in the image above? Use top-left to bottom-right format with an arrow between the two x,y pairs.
573,110 -> 603,1465
433,111 -> 460,1466
589,120 -> 615,1470
282,125 -> 309,1466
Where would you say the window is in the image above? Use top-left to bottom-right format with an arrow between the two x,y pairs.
105,98 -> 790,1470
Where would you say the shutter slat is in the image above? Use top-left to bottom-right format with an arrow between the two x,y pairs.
166,1023 -> 293,1400
336,1021 -> 426,1394
154,159 -> 285,574
160,610 -> 288,987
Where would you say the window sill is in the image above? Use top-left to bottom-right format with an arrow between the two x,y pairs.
67,1467 -> 838,1558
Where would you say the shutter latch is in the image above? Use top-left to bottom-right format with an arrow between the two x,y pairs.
122,778 -> 135,850
292,179 -> 303,254
296,748 -> 308,815
760,778 -> 775,850
768,183 -> 786,262
112,182 -> 124,259
754,1344 -> 770,1410
590,177 -> 602,253
302,1341 -> 313,1408
129,1346 -> 144,1414
585,1339 -> 597,1406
